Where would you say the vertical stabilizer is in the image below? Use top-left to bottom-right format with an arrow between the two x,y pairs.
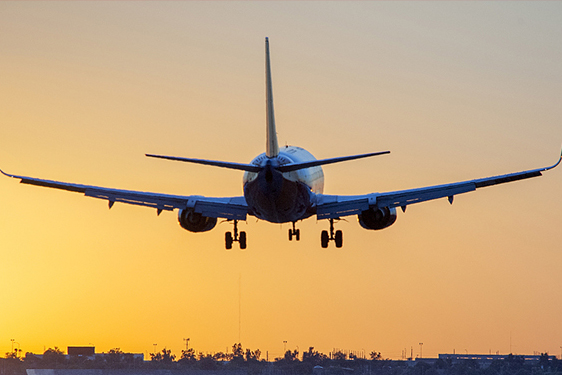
265,37 -> 279,158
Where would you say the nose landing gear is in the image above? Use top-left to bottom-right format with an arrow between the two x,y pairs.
321,218 -> 343,248
288,222 -> 300,241
225,220 -> 247,250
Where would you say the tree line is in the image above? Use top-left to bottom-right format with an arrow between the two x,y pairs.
2,345 -> 562,375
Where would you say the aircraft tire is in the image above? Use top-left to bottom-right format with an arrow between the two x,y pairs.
225,232 -> 233,250
321,230 -> 329,248
239,231 -> 247,249
335,230 -> 343,248
295,229 -> 300,241
288,229 -> 293,241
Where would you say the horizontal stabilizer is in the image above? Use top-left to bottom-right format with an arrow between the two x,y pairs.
278,151 -> 390,173
146,154 -> 261,173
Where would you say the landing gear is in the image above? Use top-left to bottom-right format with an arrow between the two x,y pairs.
321,219 -> 343,248
225,220 -> 246,250
225,231 -> 233,250
288,222 -> 300,241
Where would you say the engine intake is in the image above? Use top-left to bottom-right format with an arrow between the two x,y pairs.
178,209 -> 217,232
358,206 -> 397,230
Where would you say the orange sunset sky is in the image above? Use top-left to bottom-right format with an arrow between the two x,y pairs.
1,1 -> 562,360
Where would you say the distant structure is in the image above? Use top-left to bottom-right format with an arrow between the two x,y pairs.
26,346 -> 143,362
68,347 -> 95,358
410,353 -> 557,368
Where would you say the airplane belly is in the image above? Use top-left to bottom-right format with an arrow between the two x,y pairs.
244,170 -> 314,223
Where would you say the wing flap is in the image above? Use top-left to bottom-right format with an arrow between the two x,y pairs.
85,188 -> 181,211
374,182 -> 476,208
473,170 -> 542,188
195,200 -> 248,220
316,196 -> 369,220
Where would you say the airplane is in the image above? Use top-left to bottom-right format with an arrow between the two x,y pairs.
1,37 -> 560,249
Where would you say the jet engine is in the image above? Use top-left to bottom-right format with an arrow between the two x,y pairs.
358,206 -> 397,230
178,208 -> 217,232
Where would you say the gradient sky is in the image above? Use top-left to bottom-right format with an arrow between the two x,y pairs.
1,1 -> 562,360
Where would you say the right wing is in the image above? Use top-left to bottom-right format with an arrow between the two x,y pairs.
316,150 -> 561,220
0,169 -> 248,220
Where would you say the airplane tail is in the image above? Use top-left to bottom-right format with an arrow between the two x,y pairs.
146,38 -> 391,172
265,37 -> 279,158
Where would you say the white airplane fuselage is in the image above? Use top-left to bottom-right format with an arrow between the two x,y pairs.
243,146 -> 324,223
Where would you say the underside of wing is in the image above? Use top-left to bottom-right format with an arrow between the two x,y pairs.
316,150 -> 561,219
0,169 -> 248,220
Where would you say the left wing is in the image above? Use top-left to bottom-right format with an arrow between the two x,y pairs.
316,150 -> 561,220
0,169 -> 248,220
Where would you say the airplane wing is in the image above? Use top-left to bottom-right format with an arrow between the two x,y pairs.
0,169 -> 248,220
316,151 -> 562,220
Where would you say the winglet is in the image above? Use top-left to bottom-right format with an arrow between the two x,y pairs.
265,37 -> 279,158
544,146 -> 562,171
0,168 -> 14,178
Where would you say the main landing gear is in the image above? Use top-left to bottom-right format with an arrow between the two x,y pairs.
288,222 -> 300,241
321,218 -> 343,248
225,220 -> 246,250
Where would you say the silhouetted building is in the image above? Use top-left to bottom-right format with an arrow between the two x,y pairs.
68,347 -> 95,357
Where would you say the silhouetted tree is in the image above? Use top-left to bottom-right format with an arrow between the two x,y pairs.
284,349 -> 299,362
232,343 -> 244,358
245,348 -> 261,362
303,347 -> 325,364
150,348 -> 175,369
42,347 -> 66,368
105,348 -> 124,368
197,354 -> 217,370
178,348 -> 196,368
4,352 -> 19,360
539,352 -> 551,370
229,343 -> 244,366
369,351 -> 382,361
332,350 -> 347,361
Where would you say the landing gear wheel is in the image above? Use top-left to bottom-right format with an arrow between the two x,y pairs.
225,232 -> 233,250
335,230 -> 343,248
289,222 -> 300,242
239,231 -> 247,249
321,230 -> 329,248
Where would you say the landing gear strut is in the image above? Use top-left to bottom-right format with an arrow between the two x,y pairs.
225,220 -> 246,250
288,222 -> 300,241
321,219 -> 343,248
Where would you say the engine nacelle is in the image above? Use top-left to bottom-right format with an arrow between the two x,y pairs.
178,209 -> 217,232
358,206 -> 397,230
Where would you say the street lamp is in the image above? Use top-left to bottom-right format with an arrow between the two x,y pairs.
283,341 -> 287,353
153,344 -> 157,354
419,343 -> 423,359
183,338 -> 190,351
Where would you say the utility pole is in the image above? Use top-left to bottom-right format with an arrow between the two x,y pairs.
183,338 -> 190,351
419,343 -> 423,359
